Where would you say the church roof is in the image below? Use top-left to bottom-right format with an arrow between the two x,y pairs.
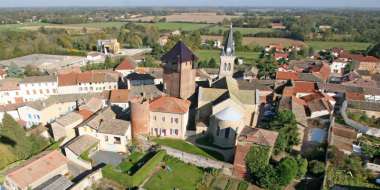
161,41 -> 198,63
215,106 -> 243,121
222,24 -> 235,56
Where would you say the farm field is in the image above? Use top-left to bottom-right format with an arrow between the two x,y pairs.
207,25 -> 274,35
201,35 -> 307,47
195,49 -> 260,64
136,22 -> 209,31
305,41 -> 371,51
128,12 -> 240,23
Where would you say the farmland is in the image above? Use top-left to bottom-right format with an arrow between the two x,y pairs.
207,25 -> 274,35
195,49 -> 260,64
136,22 -> 209,31
127,12 -> 240,23
305,41 -> 371,51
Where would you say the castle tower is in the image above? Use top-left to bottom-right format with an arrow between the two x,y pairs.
130,98 -> 150,138
161,41 -> 198,100
219,24 -> 236,78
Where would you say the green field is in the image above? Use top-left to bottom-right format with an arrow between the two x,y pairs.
136,22 -> 209,31
195,49 -> 260,64
306,41 -> 371,51
144,156 -> 205,190
0,22 -> 127,32
208,26 -> 274,35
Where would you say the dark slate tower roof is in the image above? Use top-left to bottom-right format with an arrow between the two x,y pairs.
161,41 -> 198,63
222,24 -> 235,56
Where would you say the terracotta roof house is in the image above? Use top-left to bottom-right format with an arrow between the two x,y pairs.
149,96 -> 191,139
274,52 -> 289,60
109,89 -> 129,110
276,71 -> 300,81
51,112 -> 84,143
4,150 -> 69,190
115,58 -> 136,77
329,123 -> 358,155
233,128 -> 278,179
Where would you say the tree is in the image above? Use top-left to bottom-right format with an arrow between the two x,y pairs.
24,65 -> 45,77
257,55 -> 278,79
296,156 -> 308,178
7,64 -> 24,78
368,43 -> 380,58
246,145 -> 271,173
277,157 -> 298,186
208,58 -> 217,68
308,160 -> 325,176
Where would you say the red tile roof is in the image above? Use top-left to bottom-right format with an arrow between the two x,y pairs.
293,81 -> 318,94
116,58 -> 136,70
346,92 -> 365,101
276,71 -> 299,80
110,89 -> 129,103
238,128 -> 279,147
313,63 -> 330,81
339,52 -> 380,62
274,53 -> 289,59
6,150 -> 68,190
78,109 -> 94,120
58,71 -> 119,86
149,96 -> 190,114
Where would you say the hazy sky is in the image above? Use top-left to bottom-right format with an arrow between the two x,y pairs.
1,0 -> 380,8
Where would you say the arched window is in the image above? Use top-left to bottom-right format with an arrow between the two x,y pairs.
227,63 -> 231,71
223,63 -> 227,71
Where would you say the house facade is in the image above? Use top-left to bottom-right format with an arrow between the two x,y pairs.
19,75 -> 58,102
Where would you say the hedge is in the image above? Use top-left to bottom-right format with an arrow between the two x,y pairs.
131,150 -> 166,186
103,150 -> 166,188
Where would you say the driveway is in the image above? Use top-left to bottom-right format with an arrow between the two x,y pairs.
91,151 -> 125,166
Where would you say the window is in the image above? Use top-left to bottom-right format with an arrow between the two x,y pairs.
162,117 -> 165,122
170,129 -> 173,135
26,90 -> 30,95
216,127 -> 220,136
39,89 -> 43,94
175,118 -> 179,124
174,129 -> 178,136
33,90 -> 37,95
153,116 -> 157,120
171,118 -> 173,123
28,113 -> 32,119
46,89 -> 50,94
225,128 -> 230,138
114,137 -> 121,144
162,129 -> 166,136
104,136 -> 109,142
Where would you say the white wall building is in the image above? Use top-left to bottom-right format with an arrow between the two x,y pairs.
19,75 -> 58,102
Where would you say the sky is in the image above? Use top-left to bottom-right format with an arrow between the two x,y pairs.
1,0 -> 380,8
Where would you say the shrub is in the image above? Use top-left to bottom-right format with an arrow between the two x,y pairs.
309,160 -> 325,176
238,181 -> 249,190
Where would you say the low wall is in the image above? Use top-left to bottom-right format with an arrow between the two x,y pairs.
161,146 -> 233,176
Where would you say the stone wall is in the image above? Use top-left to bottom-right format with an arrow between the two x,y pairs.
161,146 -> 233,175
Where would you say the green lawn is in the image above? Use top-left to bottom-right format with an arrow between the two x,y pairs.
208,26 -> 274,35
153,138 -> 225,161
306,41 -> 371,51
136,22 -> 209,31
144,156 -> 205,190
195,49 -> 260,64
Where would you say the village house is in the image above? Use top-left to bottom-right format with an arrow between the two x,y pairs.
109,89 -> 129,111
339,52 -> 380,74
51,112 -> 84,144
115,57 -> 136,77
3,150 -> 69,190
19,75 -> 58,102
330,59 -> 348,77
149,96 -> 191,139
233,128 -> 278,179
97,39 -> 120,54
0,78 -> 23,105
328,122 -> 359,155
64,135 -> 99,169
57,70 -> 119,94
77,107 -> 132,153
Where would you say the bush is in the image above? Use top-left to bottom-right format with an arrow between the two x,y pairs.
277,157 -> 299,186
309,160 -> 325,176
238,181 -> 249,190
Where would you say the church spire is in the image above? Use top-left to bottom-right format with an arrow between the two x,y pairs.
222,24 -> 235,56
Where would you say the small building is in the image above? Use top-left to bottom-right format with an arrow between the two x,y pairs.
233,128 -> 278,179
149,96 -> 191,139
4,150 -> 69,190
0,78 -> 23,105
64,135 -> 99,169
51,112 -> 84,144
329,123 -> 358,155
330,59 -> 348,76
115,57 -> 136,77
77,107 -> 132,153
109,89 -> 129,111
97,39 -> 120,54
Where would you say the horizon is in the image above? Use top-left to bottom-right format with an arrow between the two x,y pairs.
1,0 -> 380,8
